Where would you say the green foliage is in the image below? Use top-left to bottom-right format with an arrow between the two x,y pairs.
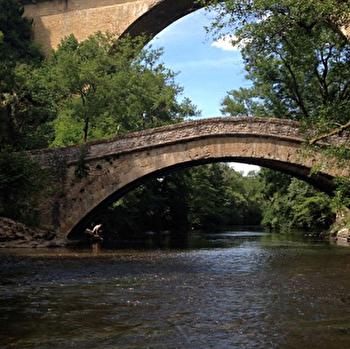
259,168 -> 334,232
0,149 -> 50,225
204,0 -> 350,130
0,0 -> 43,64
220,88 -> 268,116
202,0 -> 350,220
47,32 -> 200,146
0,0 -> 54,223
187,163 -> 262,228
0,0 -> 49,151
4,63 -> 57,150
332,177 -> 350,210
1,12 -> 199,150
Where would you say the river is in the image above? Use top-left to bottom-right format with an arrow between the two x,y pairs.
1,229 -> 350,348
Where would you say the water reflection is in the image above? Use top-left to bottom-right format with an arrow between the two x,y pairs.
1,229 -> 350,348
92,242 -> 101,255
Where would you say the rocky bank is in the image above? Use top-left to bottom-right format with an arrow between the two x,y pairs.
331,209 -> 350,243
0,217 -> 68,248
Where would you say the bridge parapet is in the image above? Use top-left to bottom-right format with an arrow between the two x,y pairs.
29,116 -> 349,168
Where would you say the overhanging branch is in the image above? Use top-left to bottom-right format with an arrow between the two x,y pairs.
309,119 -> 350,144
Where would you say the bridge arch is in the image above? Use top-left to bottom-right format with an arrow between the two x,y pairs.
120,0 -> 202,40
22,0 -> 203,55
29,117 -> 349,240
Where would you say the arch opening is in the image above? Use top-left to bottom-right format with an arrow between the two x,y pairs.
67,155 -> 335,241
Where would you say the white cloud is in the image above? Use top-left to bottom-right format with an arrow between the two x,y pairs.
211,34 -> 237,51
212,34 -> 251,52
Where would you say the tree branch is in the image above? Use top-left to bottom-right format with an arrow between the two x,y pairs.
309,119 -> 350,144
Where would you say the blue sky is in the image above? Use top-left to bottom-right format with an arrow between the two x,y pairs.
149,8 -> 260,175
150,8 -> 247,118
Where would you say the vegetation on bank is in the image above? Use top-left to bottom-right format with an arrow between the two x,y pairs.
0,0 -> 348,235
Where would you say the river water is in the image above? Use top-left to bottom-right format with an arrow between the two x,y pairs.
1,229 -> 350,348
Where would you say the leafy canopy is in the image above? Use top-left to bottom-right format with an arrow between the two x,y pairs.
259,168 -> 334,232
47,32 -> 200,146
199,0 -> 347,223
202,0 -> 350,134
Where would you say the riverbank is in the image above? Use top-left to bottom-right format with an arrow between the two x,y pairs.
0,217 -> 67,248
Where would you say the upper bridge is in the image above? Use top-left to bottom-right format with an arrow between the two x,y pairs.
28,117 -> 349,239
20,0 -> 350,55
21,0 -> 202,55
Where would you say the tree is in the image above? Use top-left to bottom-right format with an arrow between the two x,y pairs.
188,164 -> 233,228
5,63 -> 58,150
47,32 -> 199,146
259,168 -> 334,232
220,87 -> 268,116
0,149 -> 50,225
203,0 -> 350,137
201,0 -> 350,225
0,0 -> 48,150
0,0 -> 43,85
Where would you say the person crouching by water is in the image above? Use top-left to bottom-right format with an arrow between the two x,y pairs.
92,223 -> 103,239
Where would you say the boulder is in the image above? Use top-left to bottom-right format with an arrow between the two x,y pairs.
335,227 -> 350,242
0,217 -> 64,248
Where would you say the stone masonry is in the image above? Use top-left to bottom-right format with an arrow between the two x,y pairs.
27,117 -> 350,239
21,0 -> 201,55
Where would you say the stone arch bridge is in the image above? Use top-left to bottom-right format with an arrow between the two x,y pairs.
20,0 -> 350,55
28,117 -> 349,240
